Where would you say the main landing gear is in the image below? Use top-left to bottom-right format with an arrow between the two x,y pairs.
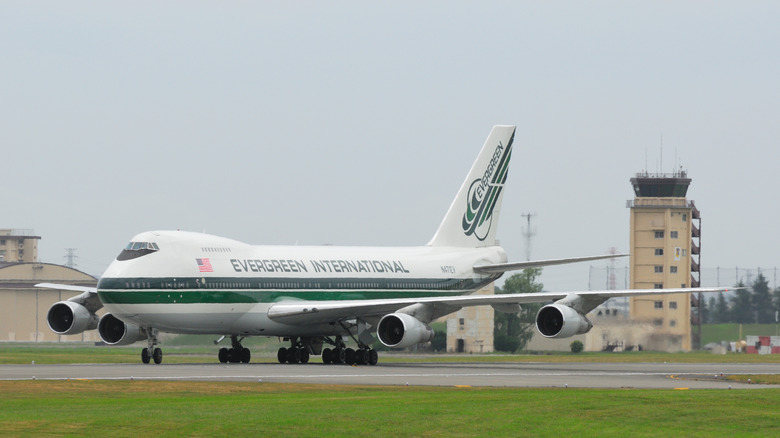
218,335 -> 251,364
275,336 -> 379,366
321,345 -> 378,365
141,329 -> 163,364
277,337 -> 311,364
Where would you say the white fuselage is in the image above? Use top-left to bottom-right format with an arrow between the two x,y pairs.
97,230 -> 507,337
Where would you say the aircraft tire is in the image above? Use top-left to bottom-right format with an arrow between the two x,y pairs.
287,347 -> 301,364
218,348 -> 229,363
299,348 -> 310,364
241,348 -> 251,364
356,349 -> 368,365
368,349 -> 378,366
344,348 -> 356,365
333,347 -> 346,364
277,347 -> 287,364
141,348 -> 151,364
153,348 -> 163,365
322,348 -> 332,364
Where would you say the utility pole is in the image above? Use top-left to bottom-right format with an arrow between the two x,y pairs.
64,248 -> 78,269
521,213 -> 536,261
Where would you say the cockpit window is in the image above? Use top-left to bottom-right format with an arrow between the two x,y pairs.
125,242 -> 159,251
117,241 -> 160,261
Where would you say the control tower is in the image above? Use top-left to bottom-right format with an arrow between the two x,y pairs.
627,170 -> 701,351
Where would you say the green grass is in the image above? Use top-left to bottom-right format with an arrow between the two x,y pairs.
701,323 -> 780,346
0,381 -> 777,437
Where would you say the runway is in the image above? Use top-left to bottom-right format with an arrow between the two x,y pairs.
2,361 -> 777,389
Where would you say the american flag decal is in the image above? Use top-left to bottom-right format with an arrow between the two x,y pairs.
196,258 -> 213,272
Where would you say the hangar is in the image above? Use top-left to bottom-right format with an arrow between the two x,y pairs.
0,229 -> 99,342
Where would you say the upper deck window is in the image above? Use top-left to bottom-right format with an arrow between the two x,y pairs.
117,241 -> 160,261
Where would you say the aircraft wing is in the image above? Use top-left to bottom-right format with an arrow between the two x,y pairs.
267,286 -> 731,325
473,254 -> 628,274
35,283 -> 103,313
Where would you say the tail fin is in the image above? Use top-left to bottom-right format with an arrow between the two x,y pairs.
428,125 -> 515,247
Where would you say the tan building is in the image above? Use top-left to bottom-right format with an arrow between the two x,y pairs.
0,229 -> 41,263
446,283 -> 494,353
627,171 -> 701,352
0,229 -> 99,342
0,262 -> 99,342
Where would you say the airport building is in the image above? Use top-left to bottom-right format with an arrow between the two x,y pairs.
0,229 -> 99,342
446,283 -> 494,353
526,170 -> 704,353
0,229 -> 40,263
627,170 -> 701,351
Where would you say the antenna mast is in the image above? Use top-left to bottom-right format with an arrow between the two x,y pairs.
521,213 -> 536,261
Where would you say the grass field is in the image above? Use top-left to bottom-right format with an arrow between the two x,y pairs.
0,381 -> 778,437
701,323 -> 780,345
2,343 -> 779,436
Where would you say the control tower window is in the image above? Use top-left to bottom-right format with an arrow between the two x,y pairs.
117,241 -> 160,261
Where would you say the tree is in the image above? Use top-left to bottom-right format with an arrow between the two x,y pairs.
706,296 -> 717,323
699,294 -> 709,325
493,268 -> 544,353
714,292 -> 729,323
752,273 -> 775,324
773,287 -> 780,322
730,281 -> 752,323
431,329 -> 447,352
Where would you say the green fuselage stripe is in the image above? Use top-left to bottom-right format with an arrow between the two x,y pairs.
97,275 -> 498,305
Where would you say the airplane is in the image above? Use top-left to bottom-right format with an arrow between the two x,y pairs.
38,125 -> 730,365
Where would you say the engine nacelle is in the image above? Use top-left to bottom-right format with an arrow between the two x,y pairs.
377,313 -> 434,349
47,301 -> 99,335
535,304 -> 593,339
98,313 -> 147,346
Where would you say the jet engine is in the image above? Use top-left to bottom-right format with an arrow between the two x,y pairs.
377,313 -> 434,348
535,304 -> 593,339
47,301 -> 99,335
98,313 -> 147,346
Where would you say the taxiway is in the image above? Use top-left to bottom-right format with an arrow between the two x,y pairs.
2,361 -> 777,389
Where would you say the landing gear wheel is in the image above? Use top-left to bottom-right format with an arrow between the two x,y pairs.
344,348 -> 356,365
299,348 -> 310,364
152,347 -> 163,364
219,335 -> 251,365
287,347 -> 301,364
355,349 -> 368,365
368,349 -> 379,366
141,327 -> 161,364
333,347 -> 346,364
277,347 -> 288,364
322,348 -> 332,364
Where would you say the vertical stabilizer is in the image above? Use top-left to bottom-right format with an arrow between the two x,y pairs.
428,125 -> 515,247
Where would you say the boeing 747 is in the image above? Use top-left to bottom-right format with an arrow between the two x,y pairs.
39,125 -> 729,364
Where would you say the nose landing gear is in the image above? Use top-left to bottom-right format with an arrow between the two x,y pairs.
140,329 -> 163,364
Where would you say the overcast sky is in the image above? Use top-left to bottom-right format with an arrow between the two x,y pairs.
2,2 -> 779,291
